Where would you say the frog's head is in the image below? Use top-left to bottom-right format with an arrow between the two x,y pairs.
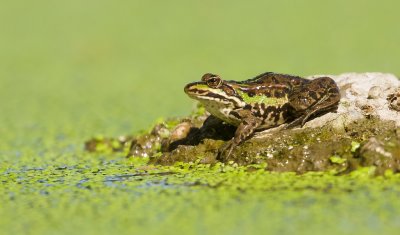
184,73 -> 245,109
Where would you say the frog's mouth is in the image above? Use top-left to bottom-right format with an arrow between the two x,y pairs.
184,82 -> 244,107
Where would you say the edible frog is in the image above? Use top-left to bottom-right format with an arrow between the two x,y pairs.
184,72 -> 340,161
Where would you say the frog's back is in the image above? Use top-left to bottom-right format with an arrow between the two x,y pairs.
226,72 -> 306,100
240,72 -> 306,86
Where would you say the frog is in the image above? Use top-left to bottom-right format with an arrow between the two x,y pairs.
184,72 -> 341,161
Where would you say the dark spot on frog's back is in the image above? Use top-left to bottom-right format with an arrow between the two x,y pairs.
309,91 -> 318,100
247,91 -> 256,97
254,103 -> 262,116
272,90 -> 284,98
281,103 -> 293,120
330,87 -> 339,94
260,89 -> 271,97
264,105 -> 277,118
244,104 -> 252,110
290,77 -> 302,86
274,110 -> 281,122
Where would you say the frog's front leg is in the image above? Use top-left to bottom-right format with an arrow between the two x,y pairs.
217,110 -> 262,162
286,76 -> 340,129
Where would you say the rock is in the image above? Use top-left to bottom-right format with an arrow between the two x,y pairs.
368,86 -> 383,99
357,137 -> 400,175
387,88 -> 400,111
304,72 -> 400,128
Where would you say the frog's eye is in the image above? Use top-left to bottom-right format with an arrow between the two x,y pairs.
201,73 -> 222,88
201,73 -> 214,81
207,77 -> 222,88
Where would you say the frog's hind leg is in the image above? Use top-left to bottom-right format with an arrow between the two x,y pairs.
285,77 -> 340,129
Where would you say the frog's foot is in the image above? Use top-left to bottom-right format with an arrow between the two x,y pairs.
217,111 -> 262,162
216,140 -> 236,162
284,103 -> 339,130
284,116 -> 305,129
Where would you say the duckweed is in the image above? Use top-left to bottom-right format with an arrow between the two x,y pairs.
2,157 -> 400,235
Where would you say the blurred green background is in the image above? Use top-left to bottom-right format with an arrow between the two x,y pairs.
1,1 -> 400,234
1,0 -> 399,140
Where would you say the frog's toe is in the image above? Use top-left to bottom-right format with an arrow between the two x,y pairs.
300,116 -> 309,127
284,116 -> 304,129
216,142 -> 235,162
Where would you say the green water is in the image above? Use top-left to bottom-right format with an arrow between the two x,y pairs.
1,0 -> 400,234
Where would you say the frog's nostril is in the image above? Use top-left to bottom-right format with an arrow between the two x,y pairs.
184,83 -> 199,94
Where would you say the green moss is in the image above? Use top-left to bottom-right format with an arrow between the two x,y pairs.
140,116 -> 400,175
351,141 -> 361,152
329,155 -> 347,164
